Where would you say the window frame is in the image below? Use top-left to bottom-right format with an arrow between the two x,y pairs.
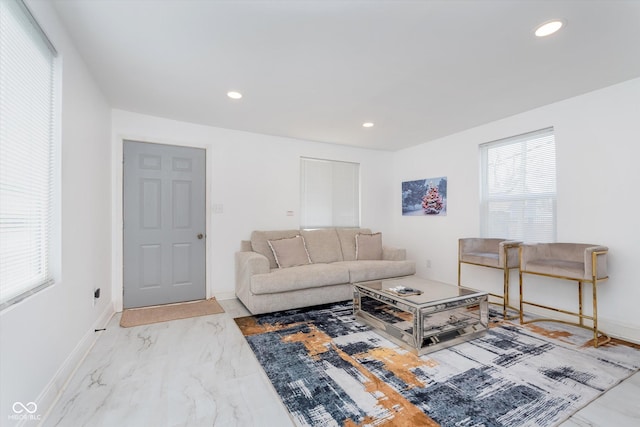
0,0 -> 60,309
299,157 -> 361,229
479,127 -> 557,243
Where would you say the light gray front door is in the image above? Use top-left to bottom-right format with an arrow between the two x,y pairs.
123,141 -> 206,309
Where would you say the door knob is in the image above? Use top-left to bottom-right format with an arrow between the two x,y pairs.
197,233 -> 204,240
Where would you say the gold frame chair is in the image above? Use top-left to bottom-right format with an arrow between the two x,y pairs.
518,243 -> 609,347
458,238 -> 521,319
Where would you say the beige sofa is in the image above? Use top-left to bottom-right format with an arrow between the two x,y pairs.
235,228 -> 416,314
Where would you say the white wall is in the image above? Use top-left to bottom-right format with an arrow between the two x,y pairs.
392,77 -> 640,342
0,1 -> 113,423
111,110 -> 396,309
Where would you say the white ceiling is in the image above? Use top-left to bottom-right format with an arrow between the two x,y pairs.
50,0 -> 640,151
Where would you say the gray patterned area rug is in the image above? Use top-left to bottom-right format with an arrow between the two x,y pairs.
235,301 -> 640,427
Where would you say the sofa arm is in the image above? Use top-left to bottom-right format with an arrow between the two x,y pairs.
236,251 -> 269,275
235,251 -> 270,297
585,246 -> 608,279
382,246 -> 406,261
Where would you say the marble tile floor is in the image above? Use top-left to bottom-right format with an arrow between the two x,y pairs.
42,299 -> 640,427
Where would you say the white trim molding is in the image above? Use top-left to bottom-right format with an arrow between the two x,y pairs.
35,303 -> 114,426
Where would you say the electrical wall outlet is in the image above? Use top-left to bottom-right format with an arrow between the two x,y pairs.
426,259 -> 432,268
93,288 -> 100,307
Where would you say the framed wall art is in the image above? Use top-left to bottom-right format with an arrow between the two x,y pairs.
402,177 -> 447,216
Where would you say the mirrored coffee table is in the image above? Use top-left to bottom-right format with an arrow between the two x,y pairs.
353,276 -> 488,355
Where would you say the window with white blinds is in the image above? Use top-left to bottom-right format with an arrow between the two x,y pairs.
300,157 -> 360,229
0,0 -> 58,308
480,128 -> 556,243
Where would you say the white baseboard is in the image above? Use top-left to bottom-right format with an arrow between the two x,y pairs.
214,290 -> 237,301
515,303 -> 640,345
599,318 -> 640,344
34,303 -> 115,427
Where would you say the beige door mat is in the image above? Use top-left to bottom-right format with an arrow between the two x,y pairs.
120,298 -> 225,328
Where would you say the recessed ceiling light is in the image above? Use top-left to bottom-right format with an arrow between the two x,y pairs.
362,122 -> 374,128
535,20 -> 564,37
227,91 -> 242,99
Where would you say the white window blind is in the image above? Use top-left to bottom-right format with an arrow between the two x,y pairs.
480,128 -> 556,243
300,157 -> 360,228
0,0 -> 57,307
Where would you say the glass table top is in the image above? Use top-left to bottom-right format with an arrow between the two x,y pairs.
356,276 -> 485,307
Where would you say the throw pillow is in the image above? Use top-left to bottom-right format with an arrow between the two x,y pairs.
356,232 -> 383,260
267,235 -> 312,268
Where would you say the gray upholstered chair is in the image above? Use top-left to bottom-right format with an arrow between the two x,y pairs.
458,238 -> 521,318
519,243 -> 609,347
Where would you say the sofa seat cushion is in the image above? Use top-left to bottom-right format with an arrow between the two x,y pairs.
250,263 -> 350,295
461,252 -> 500,268
525,259 -> 585,279
335,260 -> 416,283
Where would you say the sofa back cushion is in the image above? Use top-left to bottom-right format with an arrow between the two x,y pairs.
336,228 -> 372,261
251,230 -> 300,269
301,228 -> 343,263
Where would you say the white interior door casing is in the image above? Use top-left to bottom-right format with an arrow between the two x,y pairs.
123,140 -> 206,309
